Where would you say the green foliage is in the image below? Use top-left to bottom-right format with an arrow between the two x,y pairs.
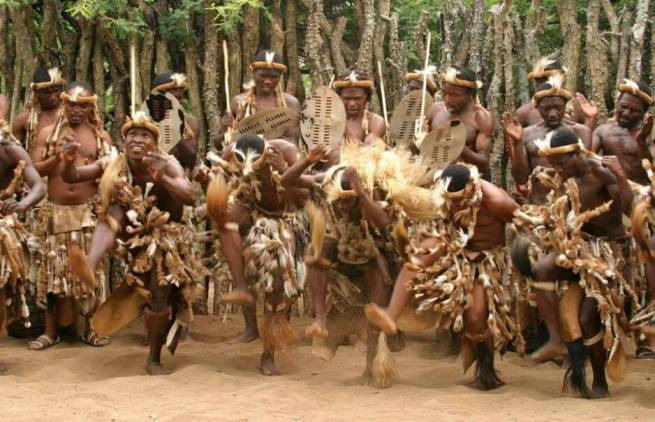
207,0 -> 270,35
159,0 -> 204,43
67,0 -> 147,39
0,0 -> 33,8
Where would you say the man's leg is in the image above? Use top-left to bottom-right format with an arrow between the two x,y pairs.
145,272 -> 174,375
531,290 -> 567,362
304,238 -> 337,338
27,294 -> 60,350
580,297 -> 609,399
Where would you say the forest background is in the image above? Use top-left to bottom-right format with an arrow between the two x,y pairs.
0,0 -> 653,187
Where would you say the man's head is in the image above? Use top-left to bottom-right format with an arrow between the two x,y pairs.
533,75 -> 572,129
250,50 -> 286,96
234,133 -> 266,167
151,73 -> 188,103
61,82 -> 97,126
544,127 -> 581,179
438,67 -> 479,114
439,163 -> 475,215
616,80 -> 653,129
528,56 -> 566,87
32,66 -> 66,110
122,112 -> 160,161
335,70 -> 374,118
405,70 -> 437,95
324,165 -> 359,214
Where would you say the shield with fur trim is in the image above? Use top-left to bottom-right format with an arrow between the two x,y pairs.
389,90 -> 433,147
233,107 -> 299,140
141,91 -> 184,153
419,120 -> 467,169
300,86 -> 346,149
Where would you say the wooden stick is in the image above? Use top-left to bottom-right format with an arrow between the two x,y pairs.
377,60 -> 389,126
129,39 -> 137,117
328,74 -> 335,89
223,40 -> 231,114
419,31 -> 432,121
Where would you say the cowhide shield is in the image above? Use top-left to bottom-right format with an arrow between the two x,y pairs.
233,107 -> 299,140
389,90 -> 434,147
141,91 -> 184,153
300,86 -> 346,149
419,120 -> 467,170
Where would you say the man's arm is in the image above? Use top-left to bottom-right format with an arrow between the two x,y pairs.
2,145 -> 45,213
591,125 -> 604,153
59,135 -> 106,183
283,95 -> 301,144
460,109 -> 492,172
636,114 -> 654,162
573,123 -> 592,150
481,180 -> 519,223
503,113 -> 530,185
364,113 -> 386,144
213,97 -> 240,150
599,156 -> 634,216
87,205 -> 126,269
280,144 -> 328,189
144,153 -> 197,205
11,110 -> 28,145
345,168 -> 390,230
172,114 -> 199,169
31,125 -> 59,176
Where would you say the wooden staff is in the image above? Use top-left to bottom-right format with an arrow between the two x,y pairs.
377,60 -> 389,127
223,40 -> 231,114
328,74 -> 335,89
129,39 -> 137,117
418,32 -> 432,129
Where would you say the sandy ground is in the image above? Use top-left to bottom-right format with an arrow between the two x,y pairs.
1,314 -> 655,422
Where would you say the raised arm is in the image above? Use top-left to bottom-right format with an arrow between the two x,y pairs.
636,114 -> 654,162
481,180 -> 519,223
344,167 -> 390,230
59,135 -> 106,183
460,109 -> 492,172
503,113 -> 530,185
213,97 -> 240,150
171,114 -> 200,169
143,152 -> 197,205
600,156 -> 634,216
281,144 -> 328,189
591,125 -> 604,153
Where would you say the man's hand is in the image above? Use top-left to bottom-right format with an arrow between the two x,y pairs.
58,135 -> 80,162
306,144 -> 328,164
221,112 -> 235,131
0,198 -> 25,214
574,92 -> 599,121
637,113 -> 654,145
342,167 -> 365,195
263,147 -> 287,172
502,112 -> 523,141
602,155 -> 627,180
142,152 -> 169,182
192,164 -> 210,186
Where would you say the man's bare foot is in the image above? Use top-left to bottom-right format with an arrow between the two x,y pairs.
227,328 -> 259,344
591,381 -> 609,399
146,361 -> 172,376
364,304 -> 397,335
219,289 -> 254,305
360,367 -> 373,386
529,340 -> 567,363
305,319 -> 329,338
260,351 -> 280,376
0,361 -> 7,375
387,331 -> 406,353
311,337 -> 336,361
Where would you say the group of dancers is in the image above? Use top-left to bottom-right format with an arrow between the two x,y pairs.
1,48 -> 654,400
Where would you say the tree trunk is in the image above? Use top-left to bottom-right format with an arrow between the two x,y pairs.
513,13 -> 530,105
202,0 -> 220,153
0,7 -> 11,93
523,0 -> 544,68
270,0 -> 285,55
75,18 -> 94,83
227,34 -> 242,100
184,41 -> 205,155
140,29 -> 156,99
441,1 -> 457,69
616,11 -> 633,92
585,0 -> 609,119
373,0 -> 390,90
285,0 -> 301,96
601,0 -> 620,67
154,0 -> 170,72
330,16 -> 348,77
241,6 -> 261,82
555,0 -> 582,93
388,11 -> 407,107
93,30 -> 105,120
109,61 -> 128,144
355,0 -> 375,77
305,0 -> 325,87
9,5 -> 37,107
628,0 -> 650,79
40,0 -> 58,65
414,10 -> 430,65
467,0 -> 486,75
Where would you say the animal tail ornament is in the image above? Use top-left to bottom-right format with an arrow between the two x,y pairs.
563,338 -> 591,398
631,198 -> 655,261
68,241 -> 95,289
475,341 -> 505,390
304,201 -> 332,269
206,171 -> 230,227
511,236 -> 534,278
261,312 -> 298,352
372,332 -> 398,389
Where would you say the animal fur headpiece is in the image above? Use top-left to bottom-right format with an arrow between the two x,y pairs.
618,79 -> 654,106
31,67 -> 67,90
334,70 -> 375,94
250,50 -> 288,73
527,56 -> 567,80
438,67 -> 483,90
60,86 -> 98,104
405,66 -> 438,94
121,111 -> 160,140
534,131 -> 582,157
151,73 -> 189,92
232,133 -> 268,174
435,163 -> 482,204
532,74 -> 572,103
323,165 -> 359,203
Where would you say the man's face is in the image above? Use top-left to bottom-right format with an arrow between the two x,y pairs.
125,127 -> 157,161
65,101 -> 92,126
547,152 -> 577,179
36,85 -> 63,110
536,96 -> 566,129
441,83 -> 472,113
407,79 -> 422,92
340,87 -> 369,118
166,87 -> 186,104
616,93 -> 646,129
253,68 -> 282,95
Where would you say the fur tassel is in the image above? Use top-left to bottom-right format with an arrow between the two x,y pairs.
511,237 -> 534,278
261,312 -> 298,352
68,241 -> 95,289
166,319 -> 186,356
305,201 -> 326,261
631,199 -> 653,259
372,332 -> 398,389
563,338 -> 591,398
474,341 -> 505,390
206,171 -> 230,225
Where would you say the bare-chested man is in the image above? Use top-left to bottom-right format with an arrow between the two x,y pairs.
592,80 -> 654,185
149,73 -> 200,170
12,67 -> 66,153
27,82 -> 113,350
513,127 -> 629,399
366,163 -> 521,390
207,133 -> 306,373
333,70 -> 386,144
504,76 -> 592,362
0,125 -> 45,374
405,70 -> 437,97
215,50 -> 301,148
426,67 -> 493,173
64,113 -> 200,375
516,57 -> 598,130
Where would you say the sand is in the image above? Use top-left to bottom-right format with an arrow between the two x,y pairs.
1,315 -> 654,422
